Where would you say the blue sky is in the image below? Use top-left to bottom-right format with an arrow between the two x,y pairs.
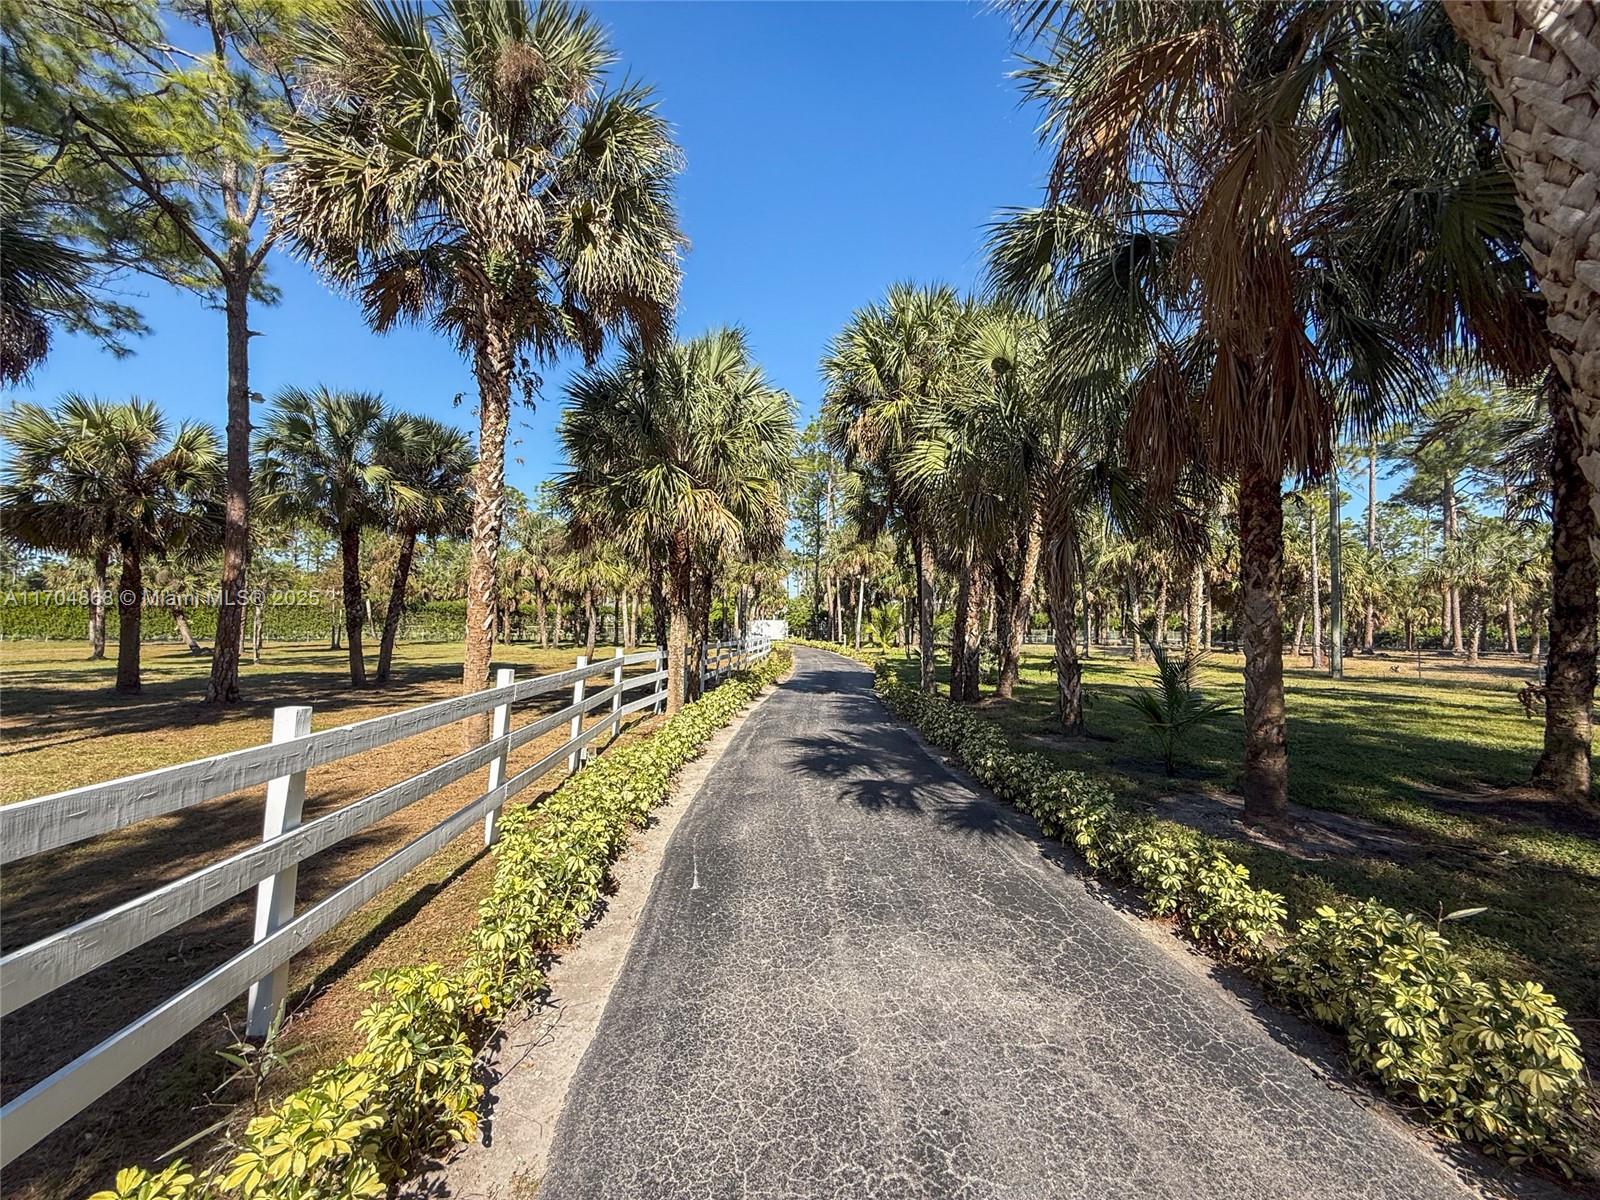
17,1 -> 1049,498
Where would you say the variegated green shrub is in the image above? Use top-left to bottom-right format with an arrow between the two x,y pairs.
87,649 -> 792,1200
874,671 -> 1586,1167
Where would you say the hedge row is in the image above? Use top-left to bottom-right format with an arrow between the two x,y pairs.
90,647 -> 793,1200
873,664 -> 1589,1170
0,595 -> 468,644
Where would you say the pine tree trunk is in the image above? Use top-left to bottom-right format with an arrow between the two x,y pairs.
1152,572 -> 1168,653
461,314 -> 513,746
376,528 -> 416,685
1127,574 -> 1142,661
115,543 -> 142,693
206,270 -> 251,705
340,522 -> 366,688
1238,463 -> 1290,829
1365,443 -> 1378,652
1309,506 -> 1324,670
1186,563 -> 1204,684
89,546 -> 108,659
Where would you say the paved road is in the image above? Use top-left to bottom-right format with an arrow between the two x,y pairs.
538,648 -> 1479,1200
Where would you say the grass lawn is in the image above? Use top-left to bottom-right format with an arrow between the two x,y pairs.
0,636 -> 658,1200
884,644 -> 1600,1052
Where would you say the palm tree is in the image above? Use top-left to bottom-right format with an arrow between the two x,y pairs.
1333,4 -> 1593,800
863,602 -> 902,654
1444,1 -> 1598,562
992,4 -> 1436,829
1,396 -> 221,691
0,142 -> 105,386
1121,640 -> 1230,775
373,415 -> 474,684
557,328 -> 795,712
822,284 -> 972,694
275,0 -> 683,742
254,387 -> 407,689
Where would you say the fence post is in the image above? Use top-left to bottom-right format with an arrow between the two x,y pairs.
609,645 -> 624,737
568,654 -> 587,774
484,667 -> 515,846
697,643 -> 706,698
654,646 -> 666,714
246,704 -> 312,1039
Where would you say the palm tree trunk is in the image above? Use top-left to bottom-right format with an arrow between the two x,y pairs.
912,523 -> 936,694
1533,378 -> 1597,802
461,313 -> 513,746
1506,595 -> 1519,654
536,590 -> 548,648
997,509 -> 1040,699
584,588 -> 598,660
667,538 -> 702,711
1238,462 -> 1290,829
340,522 -> 366,688
1158,569 -> 1171,652
89,545 -> 109,659
950,565 -> 971,702
376,527 -> 417,685
1528,608 -> 1543,661
854,575 -> 866,649
961,562 -> 985,702
172,605 -> 202,653
664,534 -> 693,712
1447,0 -> 1600,805
1445,0 -> 1600,560
115,543 -> 142,693
1043,514 -> 1084,734
650,570 -> 668,650
205,271 -> 251,706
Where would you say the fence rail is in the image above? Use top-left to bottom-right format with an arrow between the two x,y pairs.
0,635 -> 770,1168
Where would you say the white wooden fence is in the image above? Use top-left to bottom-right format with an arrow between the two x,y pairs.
0,635 -> 770,1168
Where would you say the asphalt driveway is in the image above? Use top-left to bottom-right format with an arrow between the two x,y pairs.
537,648 -> 1480,1200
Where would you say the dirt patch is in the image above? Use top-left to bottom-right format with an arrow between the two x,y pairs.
1140,790 -> 1428,863
1414,782 -> 1600,841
